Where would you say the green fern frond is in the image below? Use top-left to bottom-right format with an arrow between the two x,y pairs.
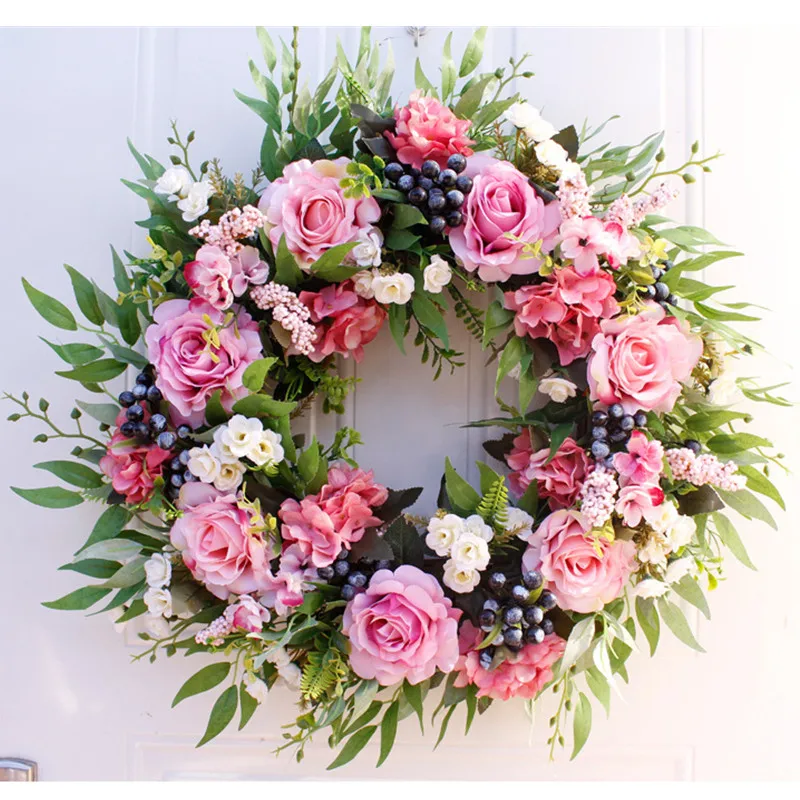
300,649 -> 348,703
476,476 -> 509,536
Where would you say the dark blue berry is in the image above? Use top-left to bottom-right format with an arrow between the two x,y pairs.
483,598 -> 500,612
538,590 -> 557,611
503,606 -> 523,626
592,426 -> 608,441
592,410 -> 608,425
511,584 -> 530,604
170,472 -> 184,488
383,162 -> 405,182
120,421 -> 136,437
421,160 -> 440,179
134,422 -> 150,442
522,570 -> 543,591
643,284 -> 657,299
663,260 -> 674,271
348,572 -> 368,588
479,650 -> 493,670
609,429 -> 629,444
429,216 -> 447,234
375,559 -> 393,571
524,605 -> 544,626
591,440 -> 611,459
156,431 -> 177,450
135,371 -> 153,386
488,572 -> 506,592
445,189 -> 465,209
337,549 -> 349,561
455,175 -> 473,194
166,485 -> 180,501
416,176 -> 434,191
397,174 -> 415,192
169,456 -> 182,472
503,627 -> 523,648
408,167 -> 421,179
341,584 -> 357,601
126,404 -> 144,423
609,403 -> 624,420
651,267 -> 664,281
684,439 -> 702,455
149,413 -> 168,434
525,625 -> 545,645
183,470 -> 198,482
447,154 -> 467,174
666,294 -> 678,306
146,385 -> 162,404
179,449 -> 191,465
317,566 -> 335,581
634,412 -> 648,428
407,186 -> 427,205
118,390 -> 135,408
132,383 -> 148,401
437,168 -> 457,188
603,456 -> 616,470
620,415 -> 635,432
445,210 -> 463,227
176,424 -> 192,440
333,560 -> 350,578
654,282 -> 670,301
541,618 -> 555,636
479,609 -> 497,630
428,192 -> 447,212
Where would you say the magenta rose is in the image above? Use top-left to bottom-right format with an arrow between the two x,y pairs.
454,621 -> 565,701
384,90 -> 475,169
449,158 -> 561,282
522,509 -> 636,613
258,158 -> 380,268
342,565 -> 461,686
145,298 -> 263,427
588,303 -> 702,414
184,245 -> 234,310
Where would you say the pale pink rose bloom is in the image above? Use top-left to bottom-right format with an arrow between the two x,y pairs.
522,509 -> 636,613
229,595 -> 271,633
145,298 -> 263,427
454,621 -> 566,701
588,303 -> 703,414
342,565 -> 461,686
449,158 -> 561,283
384,90 -> 475,169
184,245 -> 234,310
559,216 -> 612,275
258,158 -> 380,268
230,245 -> 270,296
615,484 -> 665,527
613,430 -> 665,486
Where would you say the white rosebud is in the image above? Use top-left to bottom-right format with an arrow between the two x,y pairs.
503,102 -> 557,143
665,557 -> 695,585
442,559 -> 481,594
450,532 -> 490,571
154,166 -> 192,200
538,373 -> 578,404
278,662 -> 302,690
220,415 -> 264,459
643,500 -> 679,535
425,514 -> 465,557
187,445 -> 221,484
177,180 -> 214,222
353,269 -> 377,299
534,139 -> 569,171
371,272 -> 415,305
247,429 -> 285,468
214,460 -> 246,492
144,553 -> 172,588
505,506 -> 534,541
633,578 -> 670,599
352,228 -> 384,267
144,615 -> 172,639
244,676 -> 270,704
463,514 -> 494,543
423,255 -> 452,294
144,587 -> 173,617
667,514 -> 697,551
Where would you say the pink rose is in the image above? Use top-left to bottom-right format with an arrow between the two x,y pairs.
449,159 -> 561,282
228,595 -> 271,633
522,509 -> 635,613
145,298 -> 263,427
615,483 -> 665,527
342,565 -> 461,686
613,430 -> 665,486
506,431 -> 591,509
454,621 -> 566,701
230,245 -> 270,296
588,303 -> 703,414
258,158 -> 380,268
384,90 -> 475,169
184,245 -> 234,310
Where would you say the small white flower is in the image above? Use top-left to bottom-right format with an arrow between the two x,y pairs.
667,514 -> 697,551
534,139 -> 569,171
450,532 -> 490,571
707,358 -> 742,406
352,228 -> 384,267
220,415 -> 264,459
266,646 -> 293,669
637,532 -> 671,567
505,506 -> 534,541
371,272 -> 415,305
425,514 -> 465,557
154,166 -> 192,200
633,578 -> 670,599
503,102 -> 557,143
278,662 -> 302,690
144,615 -> 172,638
538,373 -> 578,404
144,553 -> 172,588
442,559 -> 481,594
144,587 -> 172,617
643,500 -> 679,535
214,459 -> 246,492
559,161 -> 583,182
244,676 -> 270,704
423,255 -> 452,294
463,514 -> 494,543
247,429 -> 285,468
665,557 -> 695,585
177,180 -> 214,222
353,269 -> 377,299
187,445 -> 221,484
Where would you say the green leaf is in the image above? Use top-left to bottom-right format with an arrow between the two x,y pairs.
22,278 -> 77,331
444,456 -> 480,515
56,359 -> 128,383
297,439 -> 321,484
392,204 -> 428,229
559,616 -> 596,675
40,339 -> 104,366
712,512 -> 757,569
518,353 -> 537,412
383,517 -> 425,569
43,585 -> 112,611
385,229 -> 420,250
377,701 -> 399,767
34,460 -> 104,489
414,57 -> 436,94
403,681 -> 424,733
482,299 -> 514,347
126,138 -> 162,181
585,668 -> 610,716
117,299 -> 142,346
114,598 -> 147,622
495,336 -> 525,393
671,575 -> 711,619
635,596 -> 660,656
64,265 -> 104,325
657,598 -> 705,652
256,26 -> 277,71
459,26 -> 488,77
238,683 -> 258,730
548,423 -> 574,463
102,557 -> 146,589
327,725 -> 377,770
571,692 -> 592,760
74,401 -> 120,427
11,485 -> 84,508
717,488 -> 778,530
441,32 -> 456,100
434,706 -> 456,749
516,482 -> 538,517
96,582 -> 144,614
234,89 -> 282,131
707,432 -> 772,454
59,559 -> 121,579
107,343 -> 148,369
232,394 -> 297,418
204,389 -> 229,427
738,465 -> 785,511
173,662 -> 232,707
242,357 -> 278,393
197,685 -> 238,747
275,414 -> 296,463
388,302 -> 408,354
110,246 -> 131,293
309,242 -> 359,278
412,292 -> 449,347
476,461 -> 502,495
454,75 -> 492,120
77,505 -> 131,553
274,234 -> 303,287
684,410 -> 750,431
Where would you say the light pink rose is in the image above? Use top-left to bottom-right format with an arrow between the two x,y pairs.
454,621 -> 565,701
588,303 -> 703,414
506,431 -> 591,509
449,158 -> 561,282
522,509 -> 636,613
230,245 -> 270,296
342,565 -> 461,686
258,158 -> 380,268
615,484 -> 665,527
183,245 -> 234,310
145,298 -> 263,427
384,90 -> 475,169
228,595 -> 271,633
613,430 -> 665,486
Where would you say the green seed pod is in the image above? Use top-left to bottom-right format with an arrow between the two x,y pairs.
7,413 -> 21,422
70,408 -> 82,419
71,446 -> 82,457
33,433 -> 48,443
22,391 -> 29,402
522,71 -> 535,78
187,130 -> 195,143
288,71 -> 296,81
691,140 -> 699,154
655,149 -> 666,163
494,68 -> 504,79
169,154 -> 182,165
38,398 -> 49,413
625,171 -> 636,182
99,423 -> 110,432
682,173 -> 696,184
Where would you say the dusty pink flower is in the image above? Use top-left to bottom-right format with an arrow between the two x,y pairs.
615,484 -> 666,527
384,90 -> 475,169
259,544 -> 317,616
454,621 -> 566,701
228,595 -> 271,633
342,565 -> 461,686
613,431 -> 665,486
559,216 -> 612,275
665,448 -> 746,492
230,245 -> 269,296
522,509 -> 636,613
184,245 -> 234,310
258,158 -> 380,268
449,158 -> 561,283
603,220 -> 641,268
588,303 -> 703,414
506,431 -> 591,509
144,298 -> 263,427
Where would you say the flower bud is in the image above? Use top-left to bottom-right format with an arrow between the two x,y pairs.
70,408 -> 82,419
655,149 -> 666,162
38,398 -> 49,412
682,173 -> 695,184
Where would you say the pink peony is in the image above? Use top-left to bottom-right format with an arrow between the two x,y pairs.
559,216 -> 612,275
454,621 -> 566,701
522,509 -> 635,613
506,431 -> 591,509
228,595 -> 271,633
183,245 -> 234,310
144,298 -> 263,427
504,265 -> 618,365
588,303 -> 703,414
229,245 -> 270,296
449,159 -> 561,282
342,565 -> 461,686
613,430 -> 665,486
384,90 -> 475,169
615,484 -> 665,527
258,158 -> 380,268
278,465 -> 388,568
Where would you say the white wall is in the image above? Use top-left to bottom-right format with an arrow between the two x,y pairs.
0,26 -> 798,780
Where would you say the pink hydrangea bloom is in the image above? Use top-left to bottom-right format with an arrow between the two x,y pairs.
559,216 -> 612,275
506,431 -> 591,509
454,621 -> 566,701
613,430 -> 665,486
588,303 -> 703,414
259,544 -> 318,616
184,245 -> 234,310
384,90 -> 475,169
615,484 -> 665,527
229,245 -> 269,296
342,565 -> 461,686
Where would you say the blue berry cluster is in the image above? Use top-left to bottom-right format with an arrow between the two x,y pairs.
589,404 -> 648,464
643,260 -> 677,308
383,154 -> 472,234
316,549 -> 393,601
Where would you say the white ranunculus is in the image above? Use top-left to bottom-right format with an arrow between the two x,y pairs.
637,532 -> 671,568
144,587 -> 173,617
371,272 -> 415,305
665,557 -> 696,585
423,255 -> 452,294
667,514 -> 697,551
463,514 -> 494,543
353,269 -> 377,299
220,415 -> 264,459
442,559 -> 481,594
534,139 -> 570,171
244,676 -> 270,704
352,228 -> 384,267
144,553 -> 172,588
214,459 -> 246,492
154,166 -> 192,200
187,445 -> 221,484
505,506 -> 534,541
538,373 -> 578,403
248,429 -> 285,468
425,514 -> 465,557
177,180 -> 214,222
278,662 -> 302,690
643,500 -> 679,535
450,532 -> 490,571
633,578 -> 670,599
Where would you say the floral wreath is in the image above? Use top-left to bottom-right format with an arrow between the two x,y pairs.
7,27 -> 788,769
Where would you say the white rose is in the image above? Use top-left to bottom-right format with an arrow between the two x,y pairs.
463,514 -> 494,543
449,533 -> 490,571
353,269 -> 377,299
667,514 -> 697,551
244,676 -> 270,704
534,139 -> 569,171
633,578 -> 670,599
371,272 -> 415,305
220,415 -> 264,459
214,459 -> 246,492
248,429 -> 285,468
442,559 -> 481,594
505,506 -> 534,541
665,557 -> 696,584
154,166 -> 192,200
643,500 -> 679,535
503,101 -> 541,130
423,255 -> 452,294
187,445 -> 221,484
637,532 -> 671,567
177,180 -> 214,222
352,228 -> 384,267
144,615 -> 172,638
144,553 -> 172,588
144,587 -> 172,617
278,662 -> 302,690
538,373 -> 578,403
425,514 -> 465,557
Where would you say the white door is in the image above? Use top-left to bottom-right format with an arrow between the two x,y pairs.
1,26 -> 798,781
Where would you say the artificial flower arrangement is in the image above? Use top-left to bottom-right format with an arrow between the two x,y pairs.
6,26 -> 789,768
